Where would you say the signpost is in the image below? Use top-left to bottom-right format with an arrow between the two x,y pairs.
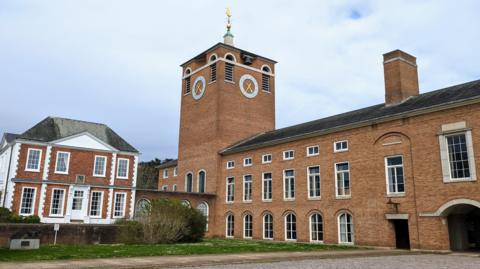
53,224 -> 60,245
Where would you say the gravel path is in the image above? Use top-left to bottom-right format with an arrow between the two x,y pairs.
180,254 -> 480,269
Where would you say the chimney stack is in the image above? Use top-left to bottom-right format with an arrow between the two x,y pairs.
383,50 -> 419,105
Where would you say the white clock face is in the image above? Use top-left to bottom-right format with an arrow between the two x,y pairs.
239,74 -> 259,99
192,76 -> 206,100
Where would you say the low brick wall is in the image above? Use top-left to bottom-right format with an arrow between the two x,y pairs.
0,224 -> 119,247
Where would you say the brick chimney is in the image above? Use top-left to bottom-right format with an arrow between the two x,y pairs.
383,50 -> 419,105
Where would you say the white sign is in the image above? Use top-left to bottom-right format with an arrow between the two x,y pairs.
54,223 -> 60,231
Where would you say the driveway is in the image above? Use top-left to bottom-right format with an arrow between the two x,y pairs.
182,254 -> 480,269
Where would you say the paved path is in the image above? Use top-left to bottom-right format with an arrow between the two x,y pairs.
0,249 -> 411,269
185,254 -> 480,269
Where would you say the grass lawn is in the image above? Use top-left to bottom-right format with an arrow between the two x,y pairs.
0,238 -> 359,262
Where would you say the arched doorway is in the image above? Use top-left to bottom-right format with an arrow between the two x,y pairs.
437,200 -> 480,251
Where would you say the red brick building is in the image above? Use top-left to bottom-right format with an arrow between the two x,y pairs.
147,23 -> 480,251
0,117 -> 139,224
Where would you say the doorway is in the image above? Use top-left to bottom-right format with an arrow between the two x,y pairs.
70,187 -> 88,221
393,219 -> 410,249
447,205 -> 480,251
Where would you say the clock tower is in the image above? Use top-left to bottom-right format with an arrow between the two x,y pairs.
175,10 -> 276,193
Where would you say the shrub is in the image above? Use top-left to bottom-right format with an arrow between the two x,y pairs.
117,199 -> 206,244
0,208 -> 40,223
0,208 -> 12,223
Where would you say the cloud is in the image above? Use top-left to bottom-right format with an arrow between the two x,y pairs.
0,0 -> 479,160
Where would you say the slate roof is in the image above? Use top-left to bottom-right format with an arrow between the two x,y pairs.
18,117 -> 138,153
180,42 -> 277,67
4,133 -> 19,144
222,79 -> 480,154
156,159 -> 178,169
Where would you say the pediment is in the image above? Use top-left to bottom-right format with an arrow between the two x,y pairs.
52,132 -> 116,151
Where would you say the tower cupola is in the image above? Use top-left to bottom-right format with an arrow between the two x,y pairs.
223,8 -> 234,46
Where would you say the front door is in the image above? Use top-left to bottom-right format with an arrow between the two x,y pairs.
70,187 -> 88,220
393,220 -> 410,249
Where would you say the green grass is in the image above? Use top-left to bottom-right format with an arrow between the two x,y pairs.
0,238 -> 359,262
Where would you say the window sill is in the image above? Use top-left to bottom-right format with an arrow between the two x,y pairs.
443,178 -> 477,183
48,215 -> 64,218
285,239 -> 297,242
387,193 -> 406,198
262,162 -> 272,165
310,240 -> 324,244
208,80 -> 217,85
335,196 -> 351,200
116,177 -> 129,180
283,158 -> 294,161
243,165 -> 252,167
262,199 -> 273,203
226,201 -> 234,205
283,198 -> 295,202
54,171 -> 69,175
25,169 -> 40,173
224,80 -> 235,84
261,90 -> 272,94
113,216 -> 125,219
308,197 -> 321,201
307,154 -> 319,157
243,200 -> 252,204
334,150 -> 348,153
93,175 -> 106,178
90,216 -> 102,219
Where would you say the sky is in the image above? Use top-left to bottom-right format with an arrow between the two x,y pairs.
1,0 -> 479,161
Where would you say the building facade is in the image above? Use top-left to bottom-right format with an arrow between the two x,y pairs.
0,117 -> 139,224
147,27 -> 480,252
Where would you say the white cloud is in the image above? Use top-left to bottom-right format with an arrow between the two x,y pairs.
0,0 -> 479,160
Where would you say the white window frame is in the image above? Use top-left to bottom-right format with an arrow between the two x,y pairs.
334,140 -> 349,153
226,214 -> 234,238
283,150 -> 294,160
263,213 -> 273,240
307,165 -> 321,199
163,169 -> 168,179
262,172 -> 273,202
162,185 -> 168,191
385,155 -> 405,195
172,184 -> 177,191
262,154 -> 272,164
54,151 -> 70,175
25,148 -> 42,172
19,187 -> 36,216
439,130 -> 477,182
307,145 -> 319,157
173,167 -> 178,177
49,188 -> 65,217
93,155 -> 107,177
243,157 -> 253,167
283,169 -> 295,201
226,160 -> 235,169
185,172 -> 193,192
116,158 -> 129,179
243,175 -> 252,202
243,214 -> 253,239
335,162 -> 351,199
226,176 -> 235,203
284,213 -> 297,241
309,212 -> 324,243
89,191 -> 103,218
338,212 -> 354,245
197,170 -> 206,193
113,192 -> 127,218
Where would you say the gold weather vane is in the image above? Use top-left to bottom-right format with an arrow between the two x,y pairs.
226,7 -> 232,31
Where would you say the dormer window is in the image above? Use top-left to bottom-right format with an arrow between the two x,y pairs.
262,66 -> 271,92
225,54 -> 235,82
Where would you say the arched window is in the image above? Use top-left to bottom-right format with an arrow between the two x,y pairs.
172,184 -> 177,191
244,214 -> 253,239
225,54 -> 235,82
209,55 -> 217,82
197,202 -> 209,231
285,213 -> 297,240
338,212 -> 354,244
185,173 -> 193,192
135,199 -> 150,218
198,170 -> 206,193
262,65 -> 271,92
226,214 -> 234,238
184,68 -> 192,94
310,213 -> 323,242
263,213 -> 273,240
181,200 -> 191,208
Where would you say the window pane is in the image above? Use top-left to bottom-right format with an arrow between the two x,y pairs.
50,189 -> 64,215
20,188 -> 35,215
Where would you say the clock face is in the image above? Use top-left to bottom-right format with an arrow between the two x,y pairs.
239,74 -> 259,99
192,76 -> 206,100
